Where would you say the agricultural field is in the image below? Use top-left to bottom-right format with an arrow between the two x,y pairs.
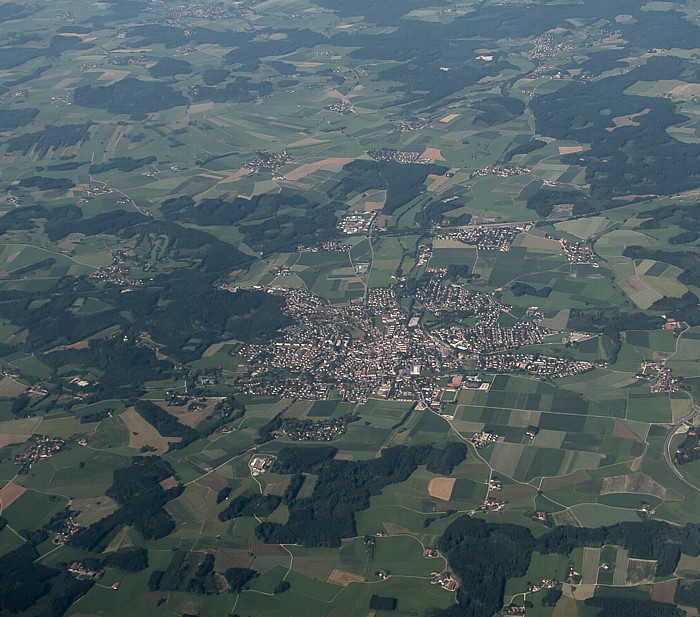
1,0 -> 700,615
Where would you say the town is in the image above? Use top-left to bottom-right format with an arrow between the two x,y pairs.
232,279 -> 593,401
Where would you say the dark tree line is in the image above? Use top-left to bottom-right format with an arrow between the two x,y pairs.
253,443 -> 467,547
430,516 -> 700,617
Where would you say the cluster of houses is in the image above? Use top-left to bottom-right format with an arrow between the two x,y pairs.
53,515 -> 81,544
527,578 -> 558,593
278,416 -> 348,441
395,119 -> 427,132
638,361 -> 680,393
368,148 -> 426,164
297,241 -> 351,253
478,354 -> 594,378
471,430 -> 500,449
89,264 -> 141,287
416,278 -> 502,320
479,497 -> 507,514
338,213 -> 373,235
489,477 -> 503,491
435,321 -> 548,355
243,150 -> 291,173
68,562 -> 104,580
26,384 -> 49,400
431,569 -> 457,591
474,164 -> 531,177
248,454 -> 273,476
417,245 -> 432,267
560,239 -> 597,265
325,101 -> 355,114
15,435 -> 66,473
234,287 -> 449,403
434,225 -> 526,251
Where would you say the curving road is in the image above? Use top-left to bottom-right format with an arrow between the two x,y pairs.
663,400 -> 700,492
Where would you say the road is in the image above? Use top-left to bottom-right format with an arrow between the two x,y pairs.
663,399 -> 700,492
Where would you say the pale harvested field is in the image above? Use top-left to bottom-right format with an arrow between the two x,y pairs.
157,400 -> 219,429
671,83 -> 700,98
216,169 -> 253,185
539,309 -> 570,331
514,234 -> 561,251
571,583 -> 596,601
558,145 -> 584,155
159,476 -> 179,490
0,416 -> 41,447
363,201 -> 384,212
422,147 -> 445,161
0,376 -> 28,398
612,419 -> 641,440
105,124 -> 131,152
552,508 -> 581,527
288,137 -> 328,148
0,481 -> 27,511
625,275 -> 646,292
651,579 -> 678,604
327,569 -> 365,586
553,594 -> 578,617
0,434 -> 30,447
334,452 -> 353,461
189,101 -> 215,114
5,251 -> 20,264
606,108 -> 650,132
284,157 -> 353,181
428,477 -> 456,501
122,407 -> 177,455
72,496 -> 118,526
601,472 -> 682,500
433,238 -> 470,249
98,71 -> 116,81
672,397 -> 692,422
440,113 -> 459,123
202,342 -> 225,357
111,48 -> 151,53
581,547 -> 601,585
327,88 -> 350,103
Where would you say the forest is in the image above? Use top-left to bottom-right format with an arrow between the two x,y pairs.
432,516 -> 700,617
254,443 -> 467,547
70,457 -> 182,551
73,78 -> 187,119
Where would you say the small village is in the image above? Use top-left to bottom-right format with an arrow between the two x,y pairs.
15,435 -> 67,473
474,164 -> 531,177
637,361 -> 681,393
434,224 -> 526,251
368,148 -> 426,164
243,150 -> 291,173
560,239 -> 597,264
395,119 -> 428,132
325,101 -> 355,114
278,415 -> 349,441
431,569 -> 458,592
337,212 -> 374,235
